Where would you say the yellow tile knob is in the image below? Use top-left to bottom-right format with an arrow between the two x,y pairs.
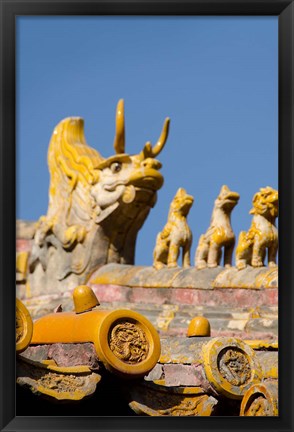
73,285 -> 100,314
187,316 -> 211,337
31,308 -> 161,379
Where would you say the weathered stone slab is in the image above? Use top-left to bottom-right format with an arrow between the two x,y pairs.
171,266 -> 223,289
159,336 -> 211,364
97,302 -> 277,321
163,363 -> 203,387
17,357 -> 101,401
256,351 -> 278,379
144,363 -> 164,382
90,284 -> 278,309
213,267 -> 278,289
89,263 -> 145,286
126,381 -> 218,416
91,264 -> 183,288
48,343 -> 100,369
89,263 -> 279,290
20,343 -> 100,369
255,268 -> 278,288
19,345 -> 50,363
245,318 -> 278,337
129,266 -> 182,288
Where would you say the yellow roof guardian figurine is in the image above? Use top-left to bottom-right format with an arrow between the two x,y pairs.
153,188 -> 194,269
195,185 -> 239,269
236,186 -> 278,270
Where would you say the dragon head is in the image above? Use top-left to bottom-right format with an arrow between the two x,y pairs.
169,187 -> 194,218
250,186 -> 278,219
215,185 -> 240,212
90,99 -> 170,219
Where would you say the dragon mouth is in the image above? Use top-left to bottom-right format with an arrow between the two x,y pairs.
269,201 -> 278,217
225,192 -> 240,200
184,196 -> 194,205
221,196 -> 239,210
181,197 -> 194,213
269,197 -> 278,206
128,169 -> 164,191
224,198 -> 239,204
222,192 -> 240,205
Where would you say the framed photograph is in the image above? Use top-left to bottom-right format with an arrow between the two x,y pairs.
1,0 -> 293,431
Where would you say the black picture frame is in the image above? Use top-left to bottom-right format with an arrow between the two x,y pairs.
0,1 -> 293,431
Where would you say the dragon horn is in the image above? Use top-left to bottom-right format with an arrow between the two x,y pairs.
150,117 -> 170,157
139,117 -> 170,160
113,99 -> 125,154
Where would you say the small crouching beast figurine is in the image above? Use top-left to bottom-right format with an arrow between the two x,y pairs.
195,185 -> 240,269
236,186 -> 278,270
153,188 -> 194,269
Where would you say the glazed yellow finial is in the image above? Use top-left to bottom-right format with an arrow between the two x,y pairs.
187,316 -> 211,337
73,285 -> 100,314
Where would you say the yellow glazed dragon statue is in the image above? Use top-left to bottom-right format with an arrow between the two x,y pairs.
28,100 -> 170,294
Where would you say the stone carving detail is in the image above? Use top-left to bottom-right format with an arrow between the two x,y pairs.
244,395 -> 271,416
109,321 -> 149,364
17,357 -> 101,401
202,337 -> 262,399
240,381 -> 278,416
236,187 -> 278,270
127,383 -> 218,416
218,348 -> 251,386
195,185 -> 240,269
38,372 -> 85,393
27,100 -> 170,293
153,188 -> 194,269
156,394 -> 216,416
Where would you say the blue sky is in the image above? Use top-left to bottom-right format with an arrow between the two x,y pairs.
16,16 -> 278,266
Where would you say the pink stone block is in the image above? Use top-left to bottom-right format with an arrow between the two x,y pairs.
163,363 -> 203,387
48,343 -> 99,369
89,284 -> 278,308
90,284 -> 129,303
129,287 -> 171,305
170,288 -> 200,305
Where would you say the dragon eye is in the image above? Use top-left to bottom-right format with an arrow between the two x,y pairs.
110,162 -> 122,173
